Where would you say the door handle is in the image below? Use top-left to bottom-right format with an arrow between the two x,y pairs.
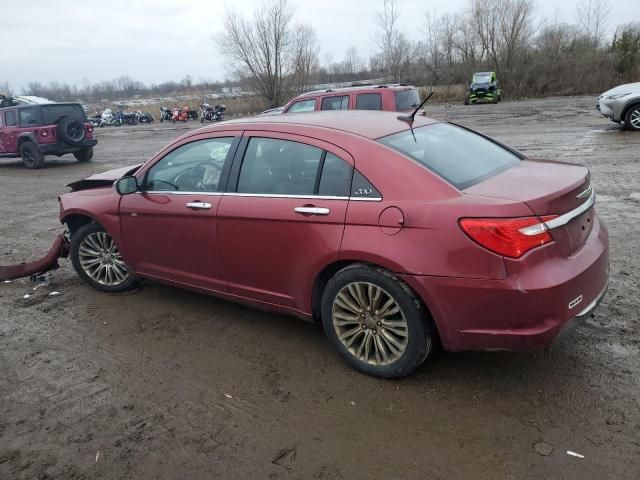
186,202 -> 211,209
294,206 -> 330,215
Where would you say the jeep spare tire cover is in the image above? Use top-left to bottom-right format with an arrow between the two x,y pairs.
58,116 -> 86,146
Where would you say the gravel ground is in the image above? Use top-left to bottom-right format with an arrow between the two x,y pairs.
1,96 -> 639,479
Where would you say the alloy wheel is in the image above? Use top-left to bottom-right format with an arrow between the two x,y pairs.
78,232 -> 129,286
332,282 -> 409,366
630,108 -> 640,129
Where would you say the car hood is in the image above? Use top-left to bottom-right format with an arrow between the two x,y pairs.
601,82 -> 640,96
66,164 -> 141,191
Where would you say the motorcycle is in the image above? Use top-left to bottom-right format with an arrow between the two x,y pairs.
188,108 -> 199,120
99,108 -> 118,127
88,113 -> 102,128
200,103 -> 226,123
159,107 -> 173,122
172,106 -> 189,123
136,111 -> 154,123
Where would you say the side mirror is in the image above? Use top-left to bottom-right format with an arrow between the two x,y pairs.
115,175 -> 139,195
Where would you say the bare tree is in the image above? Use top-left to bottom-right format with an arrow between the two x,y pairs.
422,11 -> 442,85
217,0 -> 316,107
291,25 -> 319,94
344,46 -> 363,76
374,0 -> 406,81
576,0 -> 610,48
0,81 -> 13,97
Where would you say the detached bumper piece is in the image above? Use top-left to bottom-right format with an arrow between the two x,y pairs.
0,235 -> 69,281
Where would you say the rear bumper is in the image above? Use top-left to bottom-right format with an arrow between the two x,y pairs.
38,139 -> 97,155
400,215 -> 609,352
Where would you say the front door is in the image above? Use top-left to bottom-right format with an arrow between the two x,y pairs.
119,134 -> 239,292
217,133 -> 354,313
0,110 -> 18,154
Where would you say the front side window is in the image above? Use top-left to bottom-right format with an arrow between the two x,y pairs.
355,93 -> 382,110
287,99 -> 316,113
237,137 -> 322,195
4,110 -> 17,127
145,137 -> 234,192
321,95 -> 349,111
378,123 -> 520,190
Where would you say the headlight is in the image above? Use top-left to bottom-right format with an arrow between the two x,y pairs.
605,93 -> 632,100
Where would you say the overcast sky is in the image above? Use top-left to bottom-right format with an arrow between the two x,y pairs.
1,0 -> 637,92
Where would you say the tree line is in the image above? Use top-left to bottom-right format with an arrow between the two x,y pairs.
1,0 -> 638,108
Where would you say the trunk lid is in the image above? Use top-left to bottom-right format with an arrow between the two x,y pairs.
464,159 -> 594,256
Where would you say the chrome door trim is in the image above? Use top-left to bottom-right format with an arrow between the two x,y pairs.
544,190 -> 596,230
140,191 -> 383,202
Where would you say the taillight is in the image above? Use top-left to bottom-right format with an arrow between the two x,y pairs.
86,123 -> 93,133
40,129 -> 49,137
459,215 -> 558,258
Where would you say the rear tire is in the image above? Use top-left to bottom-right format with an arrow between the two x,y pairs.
464,95 -> 470,106
624,105 -> 640,131
73,147 -> 93,162
321,264 -> 433,378
20,142 -> 45,169
70,223 -> 137,293
57,116 -> 86,146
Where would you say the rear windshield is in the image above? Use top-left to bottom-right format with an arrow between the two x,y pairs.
41,104 -> 86,124
378,123 -> 520,190
394,89 -> 421,111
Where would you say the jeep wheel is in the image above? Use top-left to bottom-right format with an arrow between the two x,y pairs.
492,95 -> 498,104
58,116 -> 86,146
464,95 -> 470,105
624,105 -> 640,131
74,147 -> 94,162
20,142 -> 45,169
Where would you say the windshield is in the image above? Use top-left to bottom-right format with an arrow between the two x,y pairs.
41,104 -> 86,124
378,123 -> 520,190
394,89 -> 421,111
473,74 -> 492,84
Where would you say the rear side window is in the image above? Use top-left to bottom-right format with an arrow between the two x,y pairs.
287,99 -> 316,113
4,110 -> 17,127
237,137 -> 322,195
355,93 -> 382,110
394,89 -> 421,111
318,153 -> 352,196
321,95 -> 349,111
351,171 -> 381,198
378,123 -> 520,190
19,109 -> 37,126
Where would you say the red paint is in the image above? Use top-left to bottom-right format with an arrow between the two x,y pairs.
58,111 -> 609,352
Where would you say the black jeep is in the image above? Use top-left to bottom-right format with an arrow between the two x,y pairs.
0,96 -> 97,169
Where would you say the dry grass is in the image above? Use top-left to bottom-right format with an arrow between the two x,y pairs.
418,84 -> 467,103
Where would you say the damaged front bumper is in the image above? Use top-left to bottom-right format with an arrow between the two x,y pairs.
0,234 -> 69,281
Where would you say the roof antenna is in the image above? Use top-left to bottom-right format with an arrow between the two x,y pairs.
397,91 -> 434,124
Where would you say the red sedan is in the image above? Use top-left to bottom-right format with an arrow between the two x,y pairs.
59,111 -> 609,378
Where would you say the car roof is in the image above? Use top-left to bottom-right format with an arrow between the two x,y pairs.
202,110 -> 441,140
293,84 -> 416,99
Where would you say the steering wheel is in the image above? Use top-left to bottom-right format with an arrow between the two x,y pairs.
189,161 -> 223,191
152,178 -> 179,190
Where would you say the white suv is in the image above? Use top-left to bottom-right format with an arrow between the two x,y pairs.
597,82 -> 640,131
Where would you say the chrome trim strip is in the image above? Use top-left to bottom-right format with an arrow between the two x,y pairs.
141,191 -> 383,201
576,185 -> 592,199
544,190 -> 596,230
576,280 -> 609,317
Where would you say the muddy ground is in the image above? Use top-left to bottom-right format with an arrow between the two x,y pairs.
1,96 -> 639,479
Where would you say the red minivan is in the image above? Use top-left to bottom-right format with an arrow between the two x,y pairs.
58,111 -> 609,378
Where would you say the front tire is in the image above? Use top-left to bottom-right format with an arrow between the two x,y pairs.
20,142 -> 45,169
70,223 -> 137,292
624,105 -> 640,131
73,147 -> 93,162
321,264 -> 433,378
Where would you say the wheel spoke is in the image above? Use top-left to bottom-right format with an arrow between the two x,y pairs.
332,281 -> 409,368
79,232 -> 129,286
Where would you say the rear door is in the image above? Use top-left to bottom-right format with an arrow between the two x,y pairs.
217,132 -> 354,312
